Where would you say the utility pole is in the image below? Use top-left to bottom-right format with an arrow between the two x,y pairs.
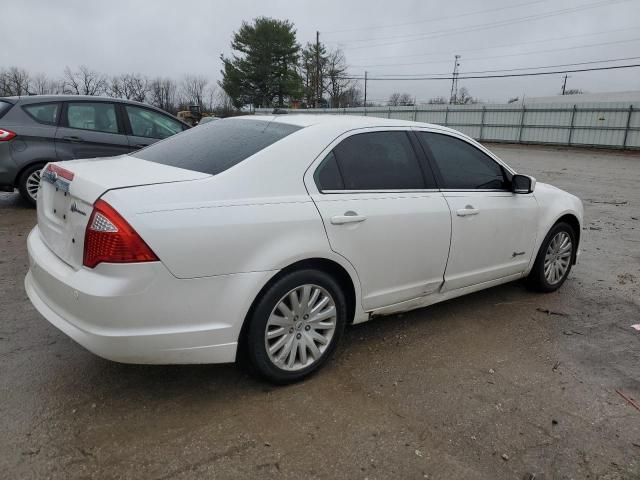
364,71 -> 368,107
561,74 -> 569,95
315,31 -> 321,108
449,54 -> 461,104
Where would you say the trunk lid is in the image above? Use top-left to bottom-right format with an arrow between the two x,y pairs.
36,155 -> 210,269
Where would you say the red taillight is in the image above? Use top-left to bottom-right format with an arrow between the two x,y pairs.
45,163 -> 75,181
83,199 -> 158,268
0,129 -> 16,142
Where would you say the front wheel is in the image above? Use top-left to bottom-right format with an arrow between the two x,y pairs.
527,222 -> 576,292
245,269 -> 347,384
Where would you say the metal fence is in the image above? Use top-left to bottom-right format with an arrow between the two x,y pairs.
256,102 -> 640,150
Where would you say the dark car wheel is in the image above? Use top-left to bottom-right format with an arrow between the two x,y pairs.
527,222 -> 576,292
245,269 -> 347,384
17,163 -> 44,207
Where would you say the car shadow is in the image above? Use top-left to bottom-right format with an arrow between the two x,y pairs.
50,279 -> 544,406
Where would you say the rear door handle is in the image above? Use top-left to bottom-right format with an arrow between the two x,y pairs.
456,205 -> 480,217
330,211 -> 367,225
62,136 -> 82,143
134,143 -> 150,149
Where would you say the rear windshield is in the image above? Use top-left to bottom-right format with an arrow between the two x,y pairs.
0,100 -> 13,119
132,118 -> 302,175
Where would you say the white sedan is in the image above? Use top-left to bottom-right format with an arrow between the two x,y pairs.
25,115 -> 583,383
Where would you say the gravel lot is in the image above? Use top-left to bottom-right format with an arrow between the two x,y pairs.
1,144 -> 639,479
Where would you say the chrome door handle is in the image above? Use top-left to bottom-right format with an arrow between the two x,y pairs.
456,205 -> 479,217
330,211 -> 367,225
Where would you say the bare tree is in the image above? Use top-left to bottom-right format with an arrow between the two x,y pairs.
109,73 -> 150,102
180,75 -> 208,108
0,67 -> 32,96
388,92 -> 414,106
455,87 -> 477,105
32,72 -> 64,95
148,77 -> 178,113
338,85 -> 363,107
213,89 -> 236,116
63,65 -> 107,95
324,49 -> 351,108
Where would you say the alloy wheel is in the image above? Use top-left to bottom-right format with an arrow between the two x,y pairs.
543,231 -> 572,285
264,284 -> 337,371
25,168 -> 42,202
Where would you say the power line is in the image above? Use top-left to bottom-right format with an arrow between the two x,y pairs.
370,55 -> 640,77
347,26 -> 640,64
334,0 -> 631,51
341,63 -> 640,81
322,0 -> 548,35
350,37 -> 640,68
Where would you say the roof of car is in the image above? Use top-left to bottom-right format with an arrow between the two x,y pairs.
247,113 -> 457,134
1,95 -> 164,109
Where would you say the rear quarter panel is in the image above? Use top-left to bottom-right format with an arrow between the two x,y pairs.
1,104 -> 59,182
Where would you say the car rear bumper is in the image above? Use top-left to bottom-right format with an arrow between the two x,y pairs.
25,226 -> 275,364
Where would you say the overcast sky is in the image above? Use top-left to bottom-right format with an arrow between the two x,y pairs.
3,0 -> 640,103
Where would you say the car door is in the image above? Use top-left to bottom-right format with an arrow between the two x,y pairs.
415,130 -> 538,292
122,104 -> 186,151
305,129 -> 452,311
55,101 -> 129,160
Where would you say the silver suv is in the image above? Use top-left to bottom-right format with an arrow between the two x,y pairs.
0,95 -> 189,205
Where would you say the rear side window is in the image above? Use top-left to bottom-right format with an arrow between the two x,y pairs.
318,131 -> 426,191
66,102 -> 119,134
0,100 -> 13,119
417,132 -> 508,190
23,103 -> 59,125
125,105 -> 184,139
133,118 -> 302,175
315,151 -> 344,190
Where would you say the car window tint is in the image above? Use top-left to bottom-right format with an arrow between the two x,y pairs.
333,131 -> 424,190
132,118 -> 302,175
23,103 -> 59,125
67,103 -> 118,134
126,105 -> 184,139
315,151 -> 344,190
0,100 -> 14,119
417,132 -> 507,190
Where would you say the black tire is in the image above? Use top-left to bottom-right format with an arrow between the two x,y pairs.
527,221 -> 576,292
17,163 -> 44,207
245,269 -> 347,384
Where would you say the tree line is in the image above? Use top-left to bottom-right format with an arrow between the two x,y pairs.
0,65 -> 234,115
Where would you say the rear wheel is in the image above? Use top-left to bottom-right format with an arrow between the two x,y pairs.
245,269 -> 347,384
18,164 -> 44,207
527,222 -> 575,292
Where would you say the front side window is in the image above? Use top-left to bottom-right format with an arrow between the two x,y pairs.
132,118 -> 302,175
23,103 -> 59,125
317,131 -> 425,191
125,105 -> 184,139
66,102 -> 118,134
417,132 -> 508,190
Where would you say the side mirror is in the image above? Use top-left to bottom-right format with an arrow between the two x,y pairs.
512,174 -> 536,194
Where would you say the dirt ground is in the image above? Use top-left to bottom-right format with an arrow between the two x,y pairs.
1,144 -> 639,480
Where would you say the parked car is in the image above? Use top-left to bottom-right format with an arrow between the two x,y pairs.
0,95 -> 189,205
24,115 -> 583,383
